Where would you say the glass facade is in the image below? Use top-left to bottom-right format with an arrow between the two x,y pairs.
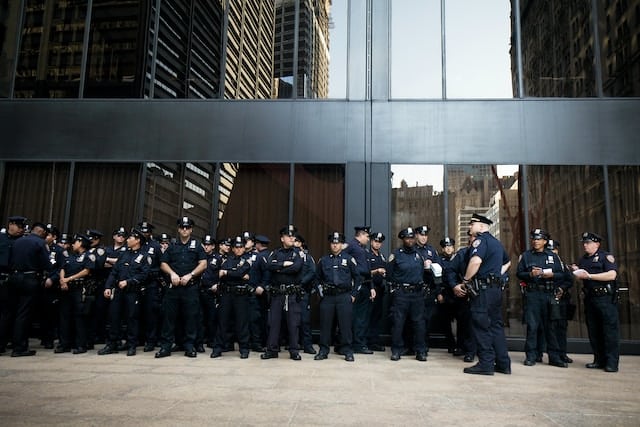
0,1 -> 639,346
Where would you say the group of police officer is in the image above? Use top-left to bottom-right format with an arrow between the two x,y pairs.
0,212 -> 620,373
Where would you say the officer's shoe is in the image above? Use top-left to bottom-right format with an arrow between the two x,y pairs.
143,344 -> 155,352
116,342 -> 128,351
314,352 -> 328,360
585,362 -> 602,369
127,347 -> 136,356
355,347 -> 373,355
195,344 -> 205,353
549,359 -> 568,368
523,359 -> 536,366
155,349 -> 171,358
54,345 -> 70,354
345,354 -> 355,362
210,351 -> 222,358
72,347 -> 87,354
463,364 -> 495,375
390,352 -> 401,361
11,349 -> 36,357
463,355 -> 475,363
303,345 -> 317,354
561,355 -> 574,363
369,344 -> 386,352
494,364 -> 512,375
184,349 -> 197,358
604,366 -> 618,373
171,344 -> 184,352
290,352 -> 302,361
97,344 -> 118,355
240,352 -> 249,359
260,351 -> 278,360
415,352 -> 427,362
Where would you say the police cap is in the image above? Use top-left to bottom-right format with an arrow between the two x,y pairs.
8,216 -> 27,227
86,229 -> 104,240
255,235 -> 271,245
46,223 -> 60,237
546,239 -> 560,250
177,217 -> 194,228
398,227 -> 416,239
328,231 -> 345,243
138,221 -> 154,233
159,233 -> 171,243
580,232 -> 602,243
232,236 -> 245,248
530,228 -> 550,240
113,226 -> 128,237
469,213 -> 493,225
440,237 -> 455,248
202,234 -> 215,245
280,225 -> 297,236
416,225 -> 431,235
371,232 -> 385,242
73,233 -> 92,248
129,228 -> 147,244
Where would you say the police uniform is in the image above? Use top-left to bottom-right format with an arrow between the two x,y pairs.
98,229 -> 150,356
248,235 -> 271,352
437,237 -> 459,355
462,214 -> 511,375
198,234 -> 220,350
57,234 -> 94,354
414,225 -> 443,355
261,225 -> 304,360
7,221 -> 50,356
344,225 -> 374,354
387,227 -> 427,361
156,217 -> 207,358
139,223 -> 165,352
295,234 -> 317,354
86,229 -> 108,347
366,232 -> 387,351
314,232 -> 359,361
545,240 -> 574,364
0,216 -> 26,353
40,224 -> 67,349
576,232 -> 619,372
445,242 -> 476,361
516,229 -> 567,367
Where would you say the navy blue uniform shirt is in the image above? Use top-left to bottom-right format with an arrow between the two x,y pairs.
161,238 -> 207,276
387,245 -> 425,285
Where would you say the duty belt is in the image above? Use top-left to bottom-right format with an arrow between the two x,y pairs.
394,283 -> 422,293
526,282 -> 554,292
322,284 -> 349,296
221,284 -> 253,296
269,284 -> 300,295
586,285 -> 612,297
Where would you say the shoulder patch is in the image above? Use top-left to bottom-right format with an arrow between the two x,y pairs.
97,248 -> 105,256
606,254 -> 615,263
148,247 -> 155,255
388,254 -> 395,262
88,254 -> 96,262
472,240 -> 481,248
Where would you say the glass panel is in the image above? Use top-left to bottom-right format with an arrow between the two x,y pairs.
601,1 -> 638,96
517,0 -> 598,97
293,164 -> 344,259
0,0 -> 22,97
444,164 -> 522,336
327,0 -> 348,98
390,0 -> 442,99
606,166 -> 639,339
0,162 -> 70,226
14,0 -> 88,98
526,165 -> 607,339
445,0 -> 512,98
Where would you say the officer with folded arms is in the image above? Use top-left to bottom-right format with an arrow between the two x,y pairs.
0,216 -> 27,354
571,232 -> 619,372
314,232 -> 360,362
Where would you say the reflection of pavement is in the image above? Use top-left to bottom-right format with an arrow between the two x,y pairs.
1,340 -> 639,426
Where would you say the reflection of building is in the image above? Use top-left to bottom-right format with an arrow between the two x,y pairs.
273,0 -> 331,98
391,179 -> 443,250
511,0 -> 640,97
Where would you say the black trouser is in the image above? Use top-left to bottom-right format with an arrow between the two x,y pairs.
87,279 -> 107,345
470,287 -> 510,370
366,284 -> 385,347
452,297 -> 475,356
524,290 -> 552,361
266,293 -> 301,354
0,274 -> 12,349
585,295 -> 619,369
391,289 -> 425,354
58,285 -> 88,349
318,292 -> 352,355
142,282 -> 163,347
250,294 -> 268,349
299,292 -> 313,349
352,286 -> 372,351
8,272 -> 40,352
423,290 -> 438,352
200,289 -> 218,347
214,291 -> 250,353
107,289 -> 139,349
160,285 -> 198,352
38,284 -> 59,346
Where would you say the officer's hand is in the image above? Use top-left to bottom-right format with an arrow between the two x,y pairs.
255,286 -> 264,296
104,289 -> 112,299
437,294 -> 444,303
283,261 -> 293,267
453,284 -> 467,298
219,270 -> 227,278
60,281 -> 68,291
212,284 -> 218,292
44,278 -> 53,289
242,274 -> 250,281
118,280 -> 127,289
370,288 -> 376,300
170,273 -> 180,286
424,260 -> 432,269
351,296 -> 356,303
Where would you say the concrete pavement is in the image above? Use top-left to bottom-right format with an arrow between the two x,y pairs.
1,340 -> 639,426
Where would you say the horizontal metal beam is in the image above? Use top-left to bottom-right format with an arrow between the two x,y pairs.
1,98 -> 639,165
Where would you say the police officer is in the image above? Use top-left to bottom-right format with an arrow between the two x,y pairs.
7,221 -> 50,356
546,239 -> 574,364
457,213 -> 511,375
294,234 -> 317,354
260,225 -> 304,360
85,229 -> 108,348
57,234 -> 93,354
414,225 -> 443,356
0,216 -> 27,354
345,226 -> 375,354
438,237 -> 460,355
314,232 -> 360,362
198,234 -> 218,350
98,228 -> 150,356
516,229 -> 567,367
572,232 -> 619,372
105,227 -> 128,268
387,227 -> 427,362
139,222 -> 164,352
248,235 -> 270,352
366,232 -> 386,352
40,223 -> 66,349
445,234 -> 476,362
211,236 -> 253,358
194,234 -> 217,353
155,216 -> 207,358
